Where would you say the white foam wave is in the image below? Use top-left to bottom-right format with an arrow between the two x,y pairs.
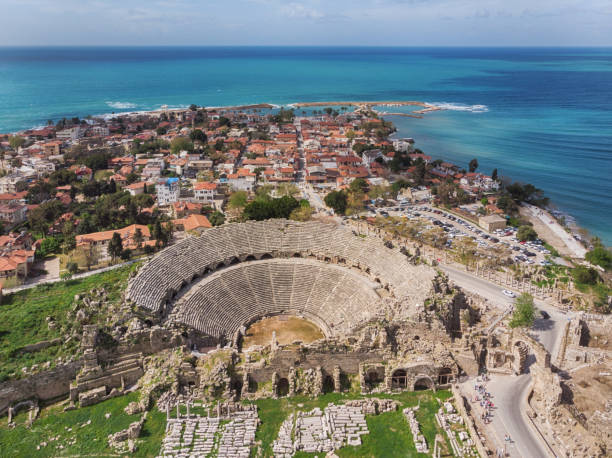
429,102 -> 489,113
105,101 -> 138,109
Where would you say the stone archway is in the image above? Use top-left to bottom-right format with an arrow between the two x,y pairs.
277,378 -> 289,397
391,369 -> 408,389
366,368 -> 385,390
413,375 -> 434,391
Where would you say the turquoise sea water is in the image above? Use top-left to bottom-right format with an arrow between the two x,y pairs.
0,47 -> 610,243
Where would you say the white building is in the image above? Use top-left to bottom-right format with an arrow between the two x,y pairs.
393,138 -> 414,153
156,177 -> 180,206
56,127 -> 84,141
91,126 -> 110,137
193,181 -> 217,203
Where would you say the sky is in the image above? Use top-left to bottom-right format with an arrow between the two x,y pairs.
1,0 -> 611,46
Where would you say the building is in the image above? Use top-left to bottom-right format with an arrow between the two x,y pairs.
75,224 -> 153,261
393,138 -> 414,153
0,175 -> 23,194
91,126 -> 110,137
56,127 -> 84,141
0,204 -> 28,224
479,214 -> 506,233
156,177 -> 180,206
172,213 -> 212,234
125,181 -> 147,196
193,181 -> 217,204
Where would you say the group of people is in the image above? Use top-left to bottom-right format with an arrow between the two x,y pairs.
474,377 -> 494,424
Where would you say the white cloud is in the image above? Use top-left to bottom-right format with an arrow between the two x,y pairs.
280,2 -> 325,20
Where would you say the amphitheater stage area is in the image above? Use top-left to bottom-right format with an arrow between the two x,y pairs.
242,315 -> 325,349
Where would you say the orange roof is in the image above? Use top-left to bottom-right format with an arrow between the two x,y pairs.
193,181 -> 217,191
76,224 -> 150,245
174,214 -> 212,232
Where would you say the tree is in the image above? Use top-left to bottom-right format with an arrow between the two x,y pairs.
170,136 -> 194,155
189,104 -> 198,111
242,196 -> 299,221
289,202 -> 312,222
38,237 -> 61,258
108,232 -> 123,261
209,211 -> 225,227
469,158 -> 479,173
67,261 -> 79,276
84,151 -> 111,171
324,190 -> 348,215
8,136 -> 25,150
120,249 -> 132,261
509,293 -> 536,329
571,266 -> 599,285
349,178 -> 368,194
481,197 -> 489,206
585,245 -> 612,270
190,129 -> 207,143
133,227 -> 144,249
229,191 -> 248,209
517,225 -> 537,242
491,168 -> 498,181
156,126 -> 167,136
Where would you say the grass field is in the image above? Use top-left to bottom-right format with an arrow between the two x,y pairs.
0,263 -> 139,381
0,392 -> 166,457
1,389 -> 453,457
253,390 -> 453,457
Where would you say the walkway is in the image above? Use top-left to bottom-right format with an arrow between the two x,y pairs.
3,257 -> 146,295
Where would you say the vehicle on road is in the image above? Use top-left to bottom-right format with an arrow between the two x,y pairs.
502,289 -> 516,298
540,310 -> 550,319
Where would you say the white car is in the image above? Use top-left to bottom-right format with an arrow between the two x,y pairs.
502,290 -> 516,298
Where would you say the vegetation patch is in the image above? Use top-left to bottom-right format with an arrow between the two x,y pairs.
0,263 -> 139,381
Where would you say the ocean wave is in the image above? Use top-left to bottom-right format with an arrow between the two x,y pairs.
105,101 -> 138,109
429,102 -> 489,113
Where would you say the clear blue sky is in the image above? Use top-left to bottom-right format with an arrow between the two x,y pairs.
2,0 -> 611,46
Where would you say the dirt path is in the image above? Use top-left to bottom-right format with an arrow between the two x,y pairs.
520,204 -> 587,259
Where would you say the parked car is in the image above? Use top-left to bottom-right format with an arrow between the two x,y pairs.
502,290 -> 516,298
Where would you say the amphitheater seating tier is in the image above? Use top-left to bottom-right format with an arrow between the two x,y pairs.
127,219 -> 435,336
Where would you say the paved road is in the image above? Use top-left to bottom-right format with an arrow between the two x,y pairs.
443,264 -> 569,457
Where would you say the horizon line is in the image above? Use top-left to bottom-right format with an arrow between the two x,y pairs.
1,44 -> 612,49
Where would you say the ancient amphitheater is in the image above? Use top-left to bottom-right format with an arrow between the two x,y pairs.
127,219 -> 435,343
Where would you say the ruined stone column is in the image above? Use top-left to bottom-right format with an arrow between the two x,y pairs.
333,366 -> 341,392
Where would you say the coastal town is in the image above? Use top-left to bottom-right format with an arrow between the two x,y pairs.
0,104 -> 606,301
0,103 -> 611,458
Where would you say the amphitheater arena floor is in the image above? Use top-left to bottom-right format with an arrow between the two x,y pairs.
242,315 -> 325,349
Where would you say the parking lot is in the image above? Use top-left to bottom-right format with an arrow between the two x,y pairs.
366,202 -> 553,267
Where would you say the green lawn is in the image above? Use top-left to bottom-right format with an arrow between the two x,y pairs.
0,263 -> 140,381
0,391 -> 165,457
253,390 -> 452,458
1,389 -> 453,457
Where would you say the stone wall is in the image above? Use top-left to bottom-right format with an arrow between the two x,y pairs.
0,361 -> 82,416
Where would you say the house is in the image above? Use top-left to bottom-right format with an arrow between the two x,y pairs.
172,213 -> 211,234
479,214 -> 506,233
156,177 -> 180,206
393,138 -> 414,153
171,201 -> 202,218
73,166 -> 93,181
125,181 -> 147,196
75,224 -> 153,261
0,175 -> 24,194
0,251 -> 34,279
193,181 -> 217,204
0,204 -> 28,224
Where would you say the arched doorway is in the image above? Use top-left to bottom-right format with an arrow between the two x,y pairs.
231,379 -> 243,397
277,378 -> 289,397
391,369 -> 408,389
437,368 -> 453,385
413,376 -> 434,391
323,375 -> 335,393
366,369 -> 384,390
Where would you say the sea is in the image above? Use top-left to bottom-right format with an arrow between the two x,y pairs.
0,47 -> 610,244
